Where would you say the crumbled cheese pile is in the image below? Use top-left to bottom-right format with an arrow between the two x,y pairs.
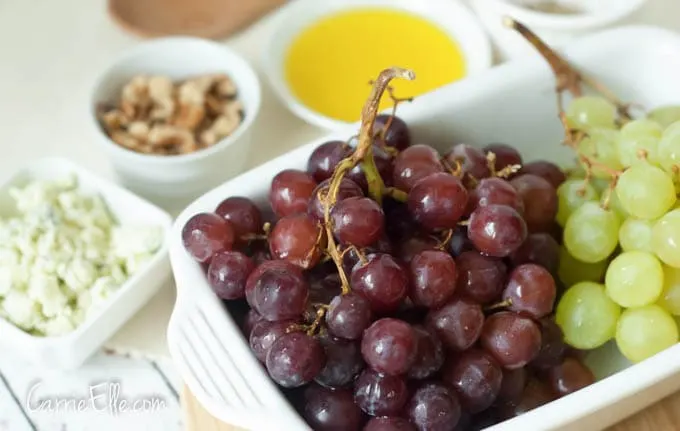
0,176 -> 163,337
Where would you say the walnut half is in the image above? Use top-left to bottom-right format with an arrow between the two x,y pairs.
97,73 -> 244,156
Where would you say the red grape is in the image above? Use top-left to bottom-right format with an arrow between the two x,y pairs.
269,214 -> 324,269
393,144 -> 444,192
519,160 -> 566,189
348,145 -> 394,190
307,140 -> 351,182
303,385 -> 363,431
342,237 -> 393,274
409,250 -> 457,309
269,169 -> 317,218
397,233 -> 439,264
483,143 -> 523,172
249,319 -> 299,362
309,273 -> 342,304
245,260 -> 282,308
481,312 -> 542,369
242,309 -> 264,338
467,177 -> 524,215
364,416 -> 416,431
406,382 -> 461,431
547,357 -> 595,397
508,233 -> 560,275
266,332 -> 325,388
331,197 -> 385,247
426,297 -> 484,351
373,114 -> 411,151
354,368 -> 408,416
502,263 -> 557,319
444,144 -> 490,184
326,292 -> 373,340
498,367 -> 527,403
455,251 -> 507,304
182,213 -> 235,263
351,254 -> 409,314
408,173 -> 468,231
207,250 -> 255,300
408,325 -> 445,380
247,260 -> 309,321
442,348 -> 502,413
361,318 -> 416,376
532,318 -> 567,370
498,379 -> 555,419
510,174 -> 558,233
215,196 -> 262,238
315,333 -> 364,388
308,178 -> 364,222
468,204 -> 527,257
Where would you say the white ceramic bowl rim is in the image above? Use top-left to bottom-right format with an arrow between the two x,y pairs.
89,36 -> 262,166
481,0 -> 647,30
263,0 -> 493,130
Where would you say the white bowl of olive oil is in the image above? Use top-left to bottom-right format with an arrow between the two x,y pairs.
263,0 -> 492,130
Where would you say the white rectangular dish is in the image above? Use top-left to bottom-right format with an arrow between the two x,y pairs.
0,158 -> 173,369
167,25 -> 680,431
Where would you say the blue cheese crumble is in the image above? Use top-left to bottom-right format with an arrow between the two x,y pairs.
0,176 -> 163,336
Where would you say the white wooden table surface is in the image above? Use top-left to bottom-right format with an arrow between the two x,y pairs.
0,0 -> 678,430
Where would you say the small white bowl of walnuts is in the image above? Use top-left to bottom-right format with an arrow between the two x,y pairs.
91,37 -> 261,211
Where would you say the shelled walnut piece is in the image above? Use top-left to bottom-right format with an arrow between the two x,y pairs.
97,73 -> 244,155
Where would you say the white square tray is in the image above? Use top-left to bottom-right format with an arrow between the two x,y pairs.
167,25 -> 680,431
0,158 -> 173,369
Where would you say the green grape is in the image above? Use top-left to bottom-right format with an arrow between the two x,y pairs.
648,106 -> 680,129
558,246 -> 608,287
615,305 -> 678,363
652,209 -> 680,268
565,163 -> 587,180
618,217 -> 654,253
659,265 -> 680,316
617,119 -> 662,167
556,179 -> 598,227
603,188 -> 629,220
663,120 -> 680,137
577,128 -> 623,179
615,164 -> 676,220
605,251 -> 663,307
656,120 -> 680,175
556,281 -> 621,350
566,96 -> 617,130
590,177 -> 610,194
622,118 -> 664,137
564,202 -> 620,263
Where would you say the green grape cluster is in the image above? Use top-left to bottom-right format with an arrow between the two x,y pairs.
555,97 -> 680,364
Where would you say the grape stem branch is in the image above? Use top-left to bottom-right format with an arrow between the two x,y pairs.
505,17 -> 627,202
321,67 -> 416,295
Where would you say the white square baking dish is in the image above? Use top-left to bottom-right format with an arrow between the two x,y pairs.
167,25 -> 680,431
0,158 -> 173,370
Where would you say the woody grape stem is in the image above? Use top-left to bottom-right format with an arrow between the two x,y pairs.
321,67 -> 416,295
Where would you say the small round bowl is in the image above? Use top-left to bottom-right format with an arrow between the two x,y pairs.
90,37 -> 261,212
262,0 -> 493,131
471,0 -> 648,60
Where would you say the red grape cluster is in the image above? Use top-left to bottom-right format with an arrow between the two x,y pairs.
181,69 -> 595,431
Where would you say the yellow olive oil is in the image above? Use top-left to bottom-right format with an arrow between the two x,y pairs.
284,8 -> 467,122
